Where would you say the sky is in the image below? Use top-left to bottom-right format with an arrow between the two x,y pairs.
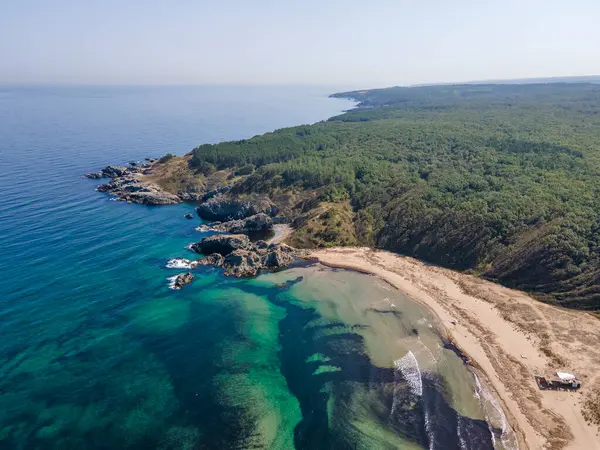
1,0 -> 599,87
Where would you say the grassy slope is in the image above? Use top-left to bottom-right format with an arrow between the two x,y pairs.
154,83 -> 600,312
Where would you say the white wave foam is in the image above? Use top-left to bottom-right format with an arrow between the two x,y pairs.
167,275 -> 179,290
473,373 -> 519,450
424,408 -> 435,450
394,351 -> 423,397
456,416 -> 469,450
166,258 -> 198,269
393,351 -> 440,449
195,224 -> 216,232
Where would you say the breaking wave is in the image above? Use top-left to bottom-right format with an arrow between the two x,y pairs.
167,275 -> 179,290
473,373 -> 519,450
166,258 -> 198,269
394,350 -> 423,397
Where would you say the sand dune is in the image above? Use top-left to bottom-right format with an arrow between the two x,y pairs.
309,248 -> 600,450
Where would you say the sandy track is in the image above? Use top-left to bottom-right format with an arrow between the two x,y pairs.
310,247 -> 600,450
267,224 -> 294,244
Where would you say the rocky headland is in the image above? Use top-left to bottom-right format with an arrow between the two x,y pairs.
87,159 -> 305,281
190,234 -> 305,277
86,163 -> 203,205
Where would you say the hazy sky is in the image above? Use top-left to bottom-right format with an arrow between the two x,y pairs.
1,0 -> 599,86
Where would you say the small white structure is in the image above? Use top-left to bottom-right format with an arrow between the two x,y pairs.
556,372 -> 576,382
535,371 -> 581,390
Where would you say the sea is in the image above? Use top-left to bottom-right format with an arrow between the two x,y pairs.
0,86 -> 516,450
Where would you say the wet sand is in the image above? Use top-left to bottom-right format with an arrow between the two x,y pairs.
309,248 -> 600,450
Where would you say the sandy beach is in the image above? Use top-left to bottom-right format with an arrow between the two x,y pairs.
309,248 -> 600,450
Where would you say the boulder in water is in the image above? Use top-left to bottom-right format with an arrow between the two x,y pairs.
84,172 -> 104,179
170,272 -> 194,290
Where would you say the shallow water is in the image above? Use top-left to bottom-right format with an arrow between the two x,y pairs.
0,86 -> 512,449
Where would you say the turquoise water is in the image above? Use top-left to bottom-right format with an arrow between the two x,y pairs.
0,86 -> 503,449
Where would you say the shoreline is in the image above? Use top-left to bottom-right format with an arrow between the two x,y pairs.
310,255 -> 524,449
308,247 -> 600,450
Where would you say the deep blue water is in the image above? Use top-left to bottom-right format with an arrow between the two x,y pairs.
0,86 -> 500,450
0,85 -> 353,346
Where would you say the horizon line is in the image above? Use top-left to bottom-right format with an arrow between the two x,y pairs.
1,74 -> 599,90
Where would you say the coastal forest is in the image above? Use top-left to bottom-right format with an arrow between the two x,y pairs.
183,83 -> 600,311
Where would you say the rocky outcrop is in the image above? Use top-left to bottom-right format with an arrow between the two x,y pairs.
97,173 -> 181,205
87,162 -> 185,205
178,191 -> 204,202
212,213 -> 272,234
223,250 -> 262,277
84,172 -> 104,179
190,234 -> 251,255
190,234 -> 304,277
126,190 -> 181,205
169,272 -> 194,289
197,253 -> 225,267
262,245 -> 296,269
101,165 -> 132,178
196,194 -> 278,221
201,185 -> 232,202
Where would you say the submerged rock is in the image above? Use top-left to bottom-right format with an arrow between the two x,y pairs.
169,272 -> 194,290
190,234 -> 251,256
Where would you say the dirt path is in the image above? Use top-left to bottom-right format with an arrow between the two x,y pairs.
267,224 -> 294,244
